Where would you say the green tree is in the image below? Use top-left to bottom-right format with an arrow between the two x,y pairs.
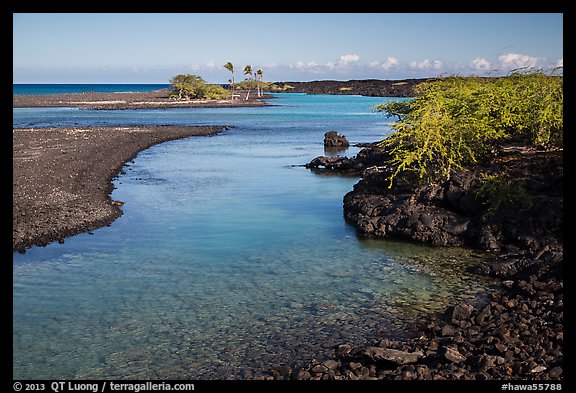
170,74 -> 204,100
373,70 -> 563,187
223,61 -> 235,100
373,99 -> 411,121
169,74 -> 227,100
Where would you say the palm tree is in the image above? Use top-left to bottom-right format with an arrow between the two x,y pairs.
223,61 -> 235,100
243,65 -> 253,100
256,69 -> 263,97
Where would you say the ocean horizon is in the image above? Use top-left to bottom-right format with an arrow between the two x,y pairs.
13,83 -> 171,95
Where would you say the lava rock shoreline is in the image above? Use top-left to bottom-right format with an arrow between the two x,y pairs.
273,78 -> 428,97
255,144 -> 563,380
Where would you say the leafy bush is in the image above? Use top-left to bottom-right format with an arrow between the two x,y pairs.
234,80 -> 259,90
373,69 -> 563,187
169,74 -> 228,100
373,99 -> 411,121
475,173 -> 532,213
198,84 -> 228,100
268,83 -> 295,92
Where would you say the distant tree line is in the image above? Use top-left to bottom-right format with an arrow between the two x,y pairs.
169,74 -> 228,100
223,62 -> 266,100
169,62 -> 296,101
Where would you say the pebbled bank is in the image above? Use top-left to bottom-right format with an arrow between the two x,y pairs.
13,125 -> 227,252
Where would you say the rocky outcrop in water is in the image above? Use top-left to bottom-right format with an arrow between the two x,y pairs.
342,147 -> 563,277
305,146 -> 391,173
323,131 -> 349,148
284,142 -> 564,381
345,156 -> 562,247
305,145 -> 563,271
306,145 -> 563,267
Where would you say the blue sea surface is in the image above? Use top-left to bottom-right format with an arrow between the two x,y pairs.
13,83 -> 170,95
13,92 -> 496,379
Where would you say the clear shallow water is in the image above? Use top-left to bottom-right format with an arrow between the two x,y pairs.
13,93 -> 496,379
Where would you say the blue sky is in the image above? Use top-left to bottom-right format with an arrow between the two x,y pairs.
13,13 -> 563,83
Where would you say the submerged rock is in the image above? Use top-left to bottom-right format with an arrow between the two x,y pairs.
363,347 -> 424,365
442,346 -> 467,363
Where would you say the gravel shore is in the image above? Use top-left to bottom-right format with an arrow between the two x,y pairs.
13,125 -> 226,252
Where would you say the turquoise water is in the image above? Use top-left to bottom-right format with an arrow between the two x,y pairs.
13,83 -> 170,95
13,93 -> 495,379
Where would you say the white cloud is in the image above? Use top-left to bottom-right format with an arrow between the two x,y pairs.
471,57 -> 491,70
265,53 -> 559,81
368,57 -> 399,70
498,53 -> 544,69
409,59 -> 443,70
292,60 -> 318,69
382,57 -> 400,70
289,60 -> 329,74
555,57 -> 563,68
288,54 -> 362,74
260,62 -> 280,68
205,60 -> 217,69
337,54 -> 360,65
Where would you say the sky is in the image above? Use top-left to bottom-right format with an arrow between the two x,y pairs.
13,13 -> 563,84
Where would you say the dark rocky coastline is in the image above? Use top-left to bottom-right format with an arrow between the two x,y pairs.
273,78 -> 428,97
12,85 -> 563,381
258,143 -> 563,380
12,79 -> 424,111
343,147 -> 563,255
257,274 -> 562,380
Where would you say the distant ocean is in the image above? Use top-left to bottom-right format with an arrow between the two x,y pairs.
13,84 -> 171,95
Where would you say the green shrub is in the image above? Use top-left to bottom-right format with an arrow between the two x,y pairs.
169,74 -> 228,100
373,70 -> 563,187
199,84 -> 228,100
234,80 -> 259,90
373,99 -> 412,121
475,173 -> 532,213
